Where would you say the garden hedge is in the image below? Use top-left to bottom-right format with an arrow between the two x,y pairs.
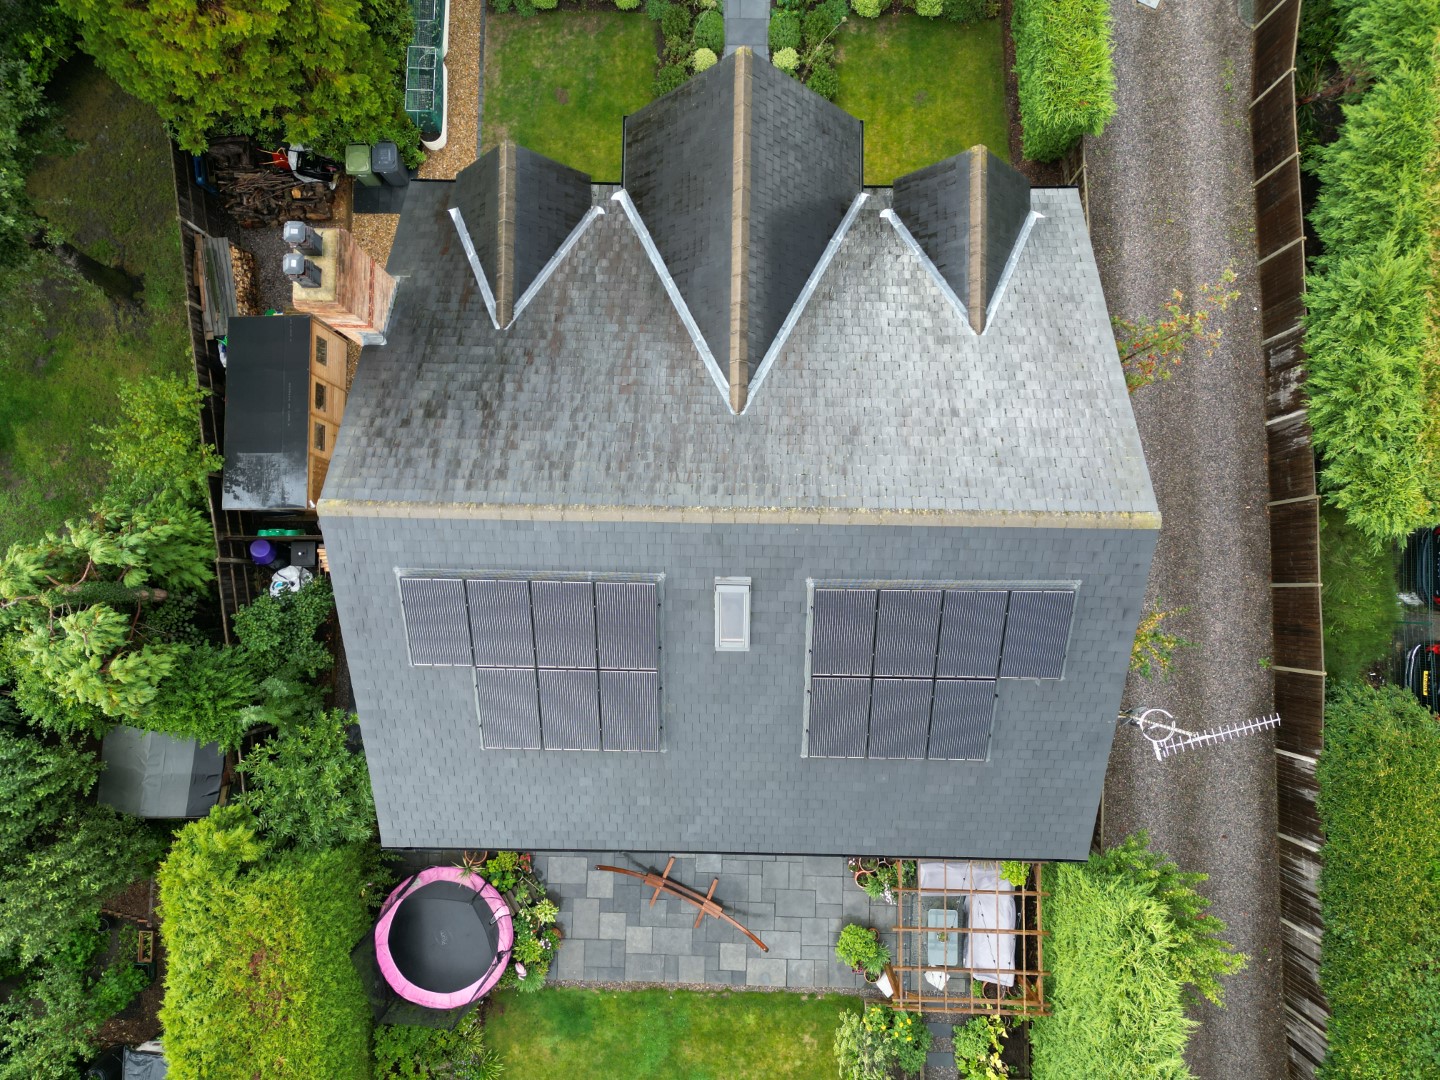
1011,0 -> 1115,161
1029,834 -> 1244,1080
158,812 -> 376,1079
1316,681 -> 1440,1078
1303,0 -> 1440,541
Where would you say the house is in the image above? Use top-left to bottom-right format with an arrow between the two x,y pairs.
318,51 -> 1158,860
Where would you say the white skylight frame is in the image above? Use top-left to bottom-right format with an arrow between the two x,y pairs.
714,577 -> 751,652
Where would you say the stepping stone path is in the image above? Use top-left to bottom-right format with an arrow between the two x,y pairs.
723,0 -> 769,59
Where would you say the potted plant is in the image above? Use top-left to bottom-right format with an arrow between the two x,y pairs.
836,923 -> 891,981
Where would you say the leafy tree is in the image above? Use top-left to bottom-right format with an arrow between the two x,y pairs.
231,575 -> 335,683
1111,267 -> 1238,392
58,0 -> 422,163
0,727 -> 163,965
0,952 -> 149,1080
237,710 -> 377,849
92,373 -> 224,510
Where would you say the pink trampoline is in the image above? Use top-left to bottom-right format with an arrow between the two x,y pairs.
374,866 -> 514,1009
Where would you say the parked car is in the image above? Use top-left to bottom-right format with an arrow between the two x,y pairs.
1404,641 -> 1440,712
1401,525 -> 1440,608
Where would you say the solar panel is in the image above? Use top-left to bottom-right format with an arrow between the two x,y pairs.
811,589 -> 877,676
936,590 -> 1008,678
531,580 -> 597,668
476,668 -> 541,749
808,677 -> 871,757
539,669 -> 601,750
868,679 -> 933,759
596,581 -> 659,671
399,577 -> 473,666
873,589 -> 942,677
600,670 -> 660,751
929,679 -> 995,759
465,579 -> 534,667
1000,591 -> 1075,679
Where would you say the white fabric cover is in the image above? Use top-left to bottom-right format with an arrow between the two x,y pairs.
918,861 -> 1018,987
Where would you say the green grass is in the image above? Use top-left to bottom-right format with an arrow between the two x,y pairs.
835,16 -> 1009,185
484,987 -> 861,1078
0,62 -> 188,551
481,12 -> 656,181
1319,501 -> 1399,681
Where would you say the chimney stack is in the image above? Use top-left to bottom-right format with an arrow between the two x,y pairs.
288,228 -> 397,346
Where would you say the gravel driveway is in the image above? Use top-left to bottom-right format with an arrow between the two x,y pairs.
1084,1 -> 1288,1077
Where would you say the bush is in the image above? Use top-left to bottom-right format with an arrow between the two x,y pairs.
158,813 -> 376,1079
769,11 -> 800,50
835,923 -> 889,978
646,0 -> 669,19
145,641 -> 255,747
917,0 -> 941,14
654,63 -> 690,95
237,710 -> 377,850
803,6 -> 838,46
694,8 -> 724,51
851,0 -> 883,16
942,0 -> 986,21
1316,680 -> 1440,1078
691,46 -> 717,71
834,1004 -> 931,1079
615,0 -> 641,9
373,1012 -> 504,1080
0,953 -> 149,1080
660,2 -> 691,41
772,46 -> 799,73
1029,833 -> 1245,1080
91,373 -> 223,510
952,1015 -> 1008,1079
1319,504 -> 1398,680
806,60 -> 840,100
1012,0 -> 1116,160
232,576 -> 335,682
533,0 -> 557,9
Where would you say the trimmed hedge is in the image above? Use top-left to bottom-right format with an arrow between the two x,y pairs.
1012,0 -> 1115,160
1316,681 -> 1440,1078
1030,834 -> 1244,1080
158,812 -> 375,1079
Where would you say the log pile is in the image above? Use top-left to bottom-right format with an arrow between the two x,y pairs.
216,169 -> 334,229
230,245 -> 259,316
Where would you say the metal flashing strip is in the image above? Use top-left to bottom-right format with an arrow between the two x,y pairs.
982,210 -> 1044,335
610,188 -> 731,405
742,191 -> 869,413
878,208 -> 974,333
446,206 -> 500,329
510,205 -> 606,325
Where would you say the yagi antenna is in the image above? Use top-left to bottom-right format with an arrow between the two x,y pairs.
1118,708 -> 1281,760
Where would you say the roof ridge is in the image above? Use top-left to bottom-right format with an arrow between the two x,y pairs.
728,48 -> 753,413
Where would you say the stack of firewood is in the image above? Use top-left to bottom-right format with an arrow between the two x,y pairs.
216,169 -> 334,229
230,245 -> 259,316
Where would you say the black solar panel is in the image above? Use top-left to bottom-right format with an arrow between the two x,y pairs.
466,579 -> 534,667
399,577 -> 473,666
811,589 -> 877,676
936,590 -> 1008,678
596,581 -> 659,671
873,589 -> 942,677
476,668 -> 541,749
600,670 -> 660,751
868,679 -> 933,758
531,580 -> 597,668
1000,591 -> 1075,679
808,677 -> 871,757
929,679 -> 995,759
538,669 -> 601,750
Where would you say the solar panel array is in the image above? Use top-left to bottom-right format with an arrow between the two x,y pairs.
400,576 -> 660,752
807,586 -> 1075,760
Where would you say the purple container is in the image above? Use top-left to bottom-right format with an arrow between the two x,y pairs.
249,539 -> 276,566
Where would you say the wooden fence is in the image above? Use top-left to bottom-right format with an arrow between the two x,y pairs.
1250,1 -> 1328,1076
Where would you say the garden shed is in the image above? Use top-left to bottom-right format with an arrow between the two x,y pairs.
96,726 -> 225,819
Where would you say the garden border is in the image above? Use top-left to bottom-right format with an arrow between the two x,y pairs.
1248,1 -> 1327,1076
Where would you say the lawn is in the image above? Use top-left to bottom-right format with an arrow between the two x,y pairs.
835,15 -> 1009,185
484,987 -> 861,1078
481,12 -> 655,181
1319,501 -> 1399,681
0,62 -> 188,551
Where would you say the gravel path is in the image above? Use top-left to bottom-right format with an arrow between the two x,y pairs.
1085,1 -> 1287,1077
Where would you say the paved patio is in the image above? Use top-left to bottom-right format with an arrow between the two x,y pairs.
533,851 -> 897,990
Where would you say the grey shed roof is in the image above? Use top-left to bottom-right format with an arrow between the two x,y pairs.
221,315 -> 312,511
97,726 -> 224,819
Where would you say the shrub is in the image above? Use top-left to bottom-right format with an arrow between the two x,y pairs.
145,641 -> 256,748
953,1015 -> 1009,1079
1129,601 -> 1193,680
942,0 -> 986,21
616,0 -> 641,9
694,8 -> 724,51
237,710 -> 377,850
772,46 -> 799,73
806,60 -> 840,100
646,0 -> 669,18
1012,0 -> 1116,160
851,0 -> 882,16
0,953 -> 149,1080
91,373 -> 223,510
1319,504 -> 1399,680
917,0 -> 941,15
654,62 -> 690,95
158,813 -> 375,1079
533,0 -> 557,9
834,1004 -> 931,1079
1029,833 -> 1245,1079
373,1012 -> 504,1080
660,2 -> 691,41
1316,680 -> 1440,1078
835,923 -> 889,978
232,576 -> 335,683
692,47 -> 717,71
803,6 -> 838,46
769,11 -> 800,50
